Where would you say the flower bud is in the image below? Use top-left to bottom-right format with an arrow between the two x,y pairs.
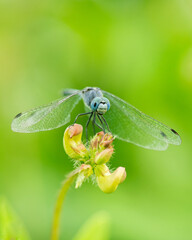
95,165 -> 126,193
90,131 -> 105,150
94,148 -> 113,165
99,133 -> 114,149
80,164 -> 93,178
63,124 -> 88,159
75,164 -> 93,188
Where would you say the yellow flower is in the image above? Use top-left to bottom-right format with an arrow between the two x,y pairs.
63,124 -> 126,193
95,165 -> 126,194
63,124 -> 88,159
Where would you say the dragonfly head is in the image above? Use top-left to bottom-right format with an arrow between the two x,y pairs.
91,97 -> 110,114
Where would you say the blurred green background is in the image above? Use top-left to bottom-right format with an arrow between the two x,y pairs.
0,0 -> 192,239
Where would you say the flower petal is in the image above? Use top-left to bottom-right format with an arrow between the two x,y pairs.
95,165 -> 126,193
94,149 -> 113,165
63,124 -> 88,159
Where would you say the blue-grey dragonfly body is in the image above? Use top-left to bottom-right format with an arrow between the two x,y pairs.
11,87 -> 181,151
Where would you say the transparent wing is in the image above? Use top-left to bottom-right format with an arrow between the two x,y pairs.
102,91 -> 181,150
61,88 -> 79,97
11,92 -> 81,133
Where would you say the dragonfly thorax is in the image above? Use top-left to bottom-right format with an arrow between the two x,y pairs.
90,97 -> 110,114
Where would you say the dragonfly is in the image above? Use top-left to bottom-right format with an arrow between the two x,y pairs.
11,87 -> 181,151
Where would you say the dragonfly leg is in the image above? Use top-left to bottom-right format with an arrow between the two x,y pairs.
97,114 -> 105,133
92,113 -> 96,134
92,113 -> 103,131
101,115 -> 111,133
73,112 -> 92,124
86,112 -> 93,141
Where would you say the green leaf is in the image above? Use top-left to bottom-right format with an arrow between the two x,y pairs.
0,197 -> 30,240
73,212 -> 110,240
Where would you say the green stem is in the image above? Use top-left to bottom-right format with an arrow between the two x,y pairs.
51,170 -> 79,240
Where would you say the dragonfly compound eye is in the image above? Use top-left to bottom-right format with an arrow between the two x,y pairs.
103,97 -> 110,110
91,97 -> 102,111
